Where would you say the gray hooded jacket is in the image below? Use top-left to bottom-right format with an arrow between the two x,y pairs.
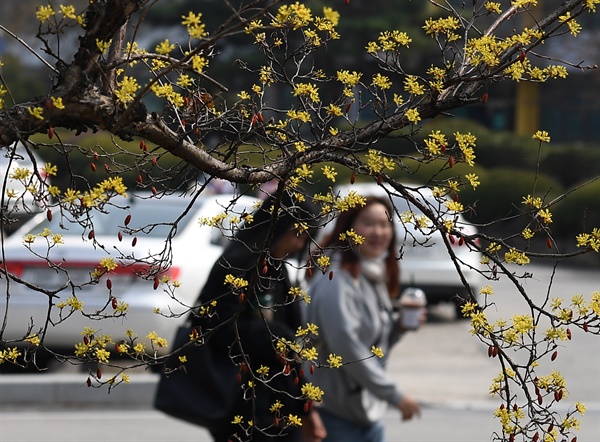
305,261 -> 403,426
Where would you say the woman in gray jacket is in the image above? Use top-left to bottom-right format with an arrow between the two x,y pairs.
306,195 -> 421,442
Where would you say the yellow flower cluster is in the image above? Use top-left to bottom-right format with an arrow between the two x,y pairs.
366,149 -> 395,174
423,16 -> 461,41
576,228 -> 600,252
147,331 -> 168,348
151,83 -> 184,107
0,347 -> 21,365
454,132 -> 477,166
293,83 -> 320,103
181,12 -> 207,39
339,228 -> 365,245
74,327 -> 113,363
504,248 -> 530,265
301,382 -> 324,401
289,286 -> 310,303
115,76 -> 140,105
493,405 -> 525,435
371,346 -> 384,358
327,354 -> 343,368
272,2 -> 313,30
404,76 -> 425,95
224,274 -> 248,289
295,323 -> 319,337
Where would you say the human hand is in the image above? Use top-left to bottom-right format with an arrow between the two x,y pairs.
397,395 -> 421,421
302,409 -> 327,442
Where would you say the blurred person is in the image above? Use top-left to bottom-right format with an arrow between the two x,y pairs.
189,190 -> 326,442
306,196 -> 422,442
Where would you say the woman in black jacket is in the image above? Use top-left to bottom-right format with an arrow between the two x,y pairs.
192,190 -> 325,442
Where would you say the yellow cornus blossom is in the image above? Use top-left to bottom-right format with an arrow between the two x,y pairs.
232,415 -> 244,425
63,296 -> 84,311
256,365 -> 270,377
465,173 -> 480,189
371,346 -> 384,358
486,2 -> 502,13
28,107 -> 44,120
288,109 -> 311,123
25,334 -> 41,346
155,39 -> 175,55
301,383 -> 324,402
327,354 -> 343,368
271,2 -> 313,30
337,70 -> 362,86
559,12 -> 582,36
300,347 -> 319,361
191,55 -> 208,74
325,103 -> 342,117
466,35 -> 501,67
293,83 -> 320,102
322,166 -> 337,182
404,76 -> 425,95
224,274 -> 248,289
522,228 -> 535,239
0,347 -> 21,364
317,255 -> 331,270
522,194 -> 544,209
295,164 -> 313,179
147,331 -> 168,348
36,5 -> 55,22
366,149 -> 395,174
59,5 -> 76,19
405,108 -> 421,124
296,323 -> 319,337
455,132 -> 477,166
288,415 -> 302,426
151,84 -> 184,107
537,208 -> 553,224
444,200 -> 464,212
322,7 -> 340,26
372,73 -> 391,89
423,16 -> 461,41
393,94 -> 404,106
96,39 -> 112,54
377,30 -> 411,51
512,314 -> 535,334
95,348 -> 111,363
532,130 -> 551,142
49,97 -> 64,110
505,248 -> 530,265
182,12 -> 207,38
115,76 -> 140,104
339,229 -> 365,245
259,66 -> 274,85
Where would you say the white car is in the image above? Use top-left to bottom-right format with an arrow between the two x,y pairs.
0,142 -> 49,218
332,182 -> 483,315
0,193 -> 259,359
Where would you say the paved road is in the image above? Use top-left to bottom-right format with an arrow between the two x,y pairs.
1,264 -> 599,441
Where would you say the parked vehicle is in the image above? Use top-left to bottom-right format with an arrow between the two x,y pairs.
333,182 -> 483,315
0,193 -> 259,358
0,142 -> 49,221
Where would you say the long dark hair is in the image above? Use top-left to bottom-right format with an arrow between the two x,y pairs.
226,190 -> 317,262
324,196 -> 400,298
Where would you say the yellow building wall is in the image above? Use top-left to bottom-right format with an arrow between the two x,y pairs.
515,81 -> 540,136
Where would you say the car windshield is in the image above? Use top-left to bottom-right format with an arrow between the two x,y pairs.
25,198 -> 203,238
